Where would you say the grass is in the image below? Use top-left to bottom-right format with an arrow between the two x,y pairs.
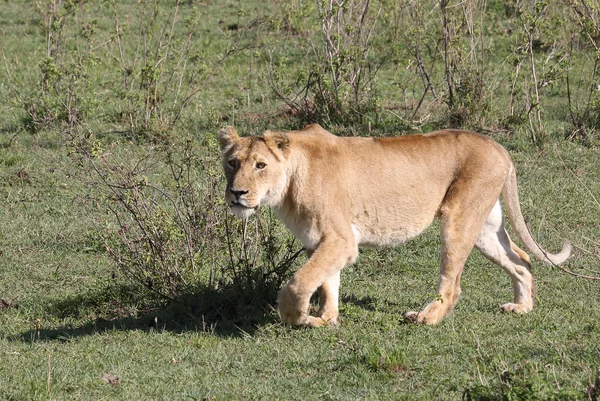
1,132 -> 598,400
1,1 -> 599,400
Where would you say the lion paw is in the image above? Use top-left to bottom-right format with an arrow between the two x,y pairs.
277,284 -> 340,328
500,303 -> 532,314
403,311 -> 419,324
277,303 -> 306,327
317,310 -> 339,328
320,316 -> 339,328
279,314 -> 329,328
277,285 -> 318,327
403,309 -> 444,325
404,311 -> 434,324
403,299 -> 448,325
305,316 -> 328,327
326,316 -> 339,328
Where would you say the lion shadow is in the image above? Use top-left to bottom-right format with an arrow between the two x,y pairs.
10,282 -> 283,343
341,293 -> 406,312
10,283 -> 410,343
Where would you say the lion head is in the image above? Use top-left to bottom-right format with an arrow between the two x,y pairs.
218,126 -> 291,219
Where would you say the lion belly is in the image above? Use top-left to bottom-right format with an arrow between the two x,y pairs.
351,217 -> 433,248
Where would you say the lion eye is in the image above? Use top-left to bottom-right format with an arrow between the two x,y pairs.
256,162 -> 266,170
228,159 -> 236,168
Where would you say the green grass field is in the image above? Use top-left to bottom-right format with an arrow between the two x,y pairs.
1,1 -> 599,400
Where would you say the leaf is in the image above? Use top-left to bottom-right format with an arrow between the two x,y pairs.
100,373 -> 120,385
0,299 -> 17,310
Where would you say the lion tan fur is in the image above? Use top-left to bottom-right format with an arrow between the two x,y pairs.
219,124 -> 571,326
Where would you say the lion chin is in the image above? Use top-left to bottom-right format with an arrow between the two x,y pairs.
230,204 -> 256,220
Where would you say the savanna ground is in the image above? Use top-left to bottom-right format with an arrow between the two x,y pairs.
1,0 -> 600,399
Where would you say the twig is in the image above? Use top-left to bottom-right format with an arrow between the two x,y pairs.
47,352 -> 51,396
553,144 -> 600,211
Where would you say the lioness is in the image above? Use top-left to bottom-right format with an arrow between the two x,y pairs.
218,124 -> 571,327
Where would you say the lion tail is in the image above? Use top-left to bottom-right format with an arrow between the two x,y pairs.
502,164 -> 571,265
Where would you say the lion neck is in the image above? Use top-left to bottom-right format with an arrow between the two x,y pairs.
270,150 -> 317,246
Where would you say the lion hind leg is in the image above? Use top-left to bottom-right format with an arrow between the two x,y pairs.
406,174 -> 505,325
475,201 -> 534,314
404,222 -> 473,325
404,229 -> 470,325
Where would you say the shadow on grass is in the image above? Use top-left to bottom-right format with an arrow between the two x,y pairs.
13,281 -> 282,342
341,294 -> 406,312
341,294 -> 378,311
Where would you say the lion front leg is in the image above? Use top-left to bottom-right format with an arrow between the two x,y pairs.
277,237 -> 357,328
277,283 -> 327,327
317,271 -> 341,327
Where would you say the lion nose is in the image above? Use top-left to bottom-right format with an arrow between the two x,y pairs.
230,189 -> 248,199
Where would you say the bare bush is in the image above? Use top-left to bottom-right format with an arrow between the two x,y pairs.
73,134 -> 302,303
392,0 -> 492,129
566,0 -> 600,144
3,0 -> 248,139
105,0 -> 246,136
223,212 -> 305,303
267,0 -> 386,125
438,0 -> 490,127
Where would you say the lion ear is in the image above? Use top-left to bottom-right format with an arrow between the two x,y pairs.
263,131 -> 290,160
218,126 -> 239,154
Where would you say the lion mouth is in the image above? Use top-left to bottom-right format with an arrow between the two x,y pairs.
231,201 -> 256,209
229,201 -> 258,211
230,202 -> 258,219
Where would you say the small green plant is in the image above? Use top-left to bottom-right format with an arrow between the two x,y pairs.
16,1 -> 101,135
463,366 -> 585,401
361,345 -> 412,375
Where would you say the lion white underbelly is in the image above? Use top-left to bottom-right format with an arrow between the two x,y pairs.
351,220 -> 431,248
275,204 -> 436,250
